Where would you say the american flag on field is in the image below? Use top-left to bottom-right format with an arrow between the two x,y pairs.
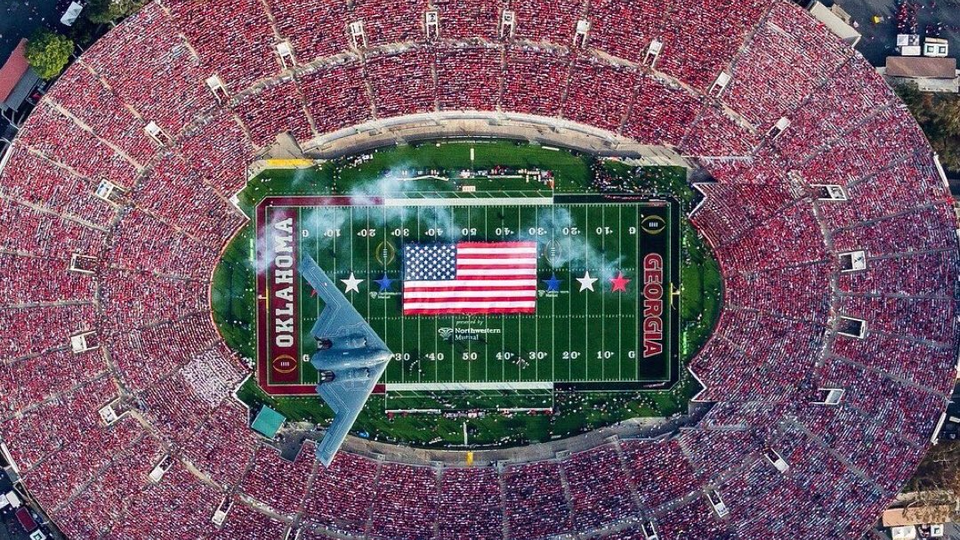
402,241 -> 538,315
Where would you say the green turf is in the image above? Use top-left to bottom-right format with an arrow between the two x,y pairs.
214,140 -> 722,448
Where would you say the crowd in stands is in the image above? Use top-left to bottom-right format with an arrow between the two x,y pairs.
763,55 -> 897,166
838,250 -> 957,298
48,65 -> 158,167
232,79 -> 315,148
240,443 -> 316,518
301,451 -> 379,535
0,147 -> 118,228
724,262 -> 831,323
105,312 -> 223,391
435,467 -> 502,540
80,3 -> 214,135
681,106 -> 762,158
181,400 -> 259,488
436,45 -> 502,111
512,0 -> 584,43
0,0 -> 955,538
503,461 -> 572,538
833,330 -> 956,393
723,2 -> 851,129
366,48 -> 438,118
832,204 -> 957,255
501,45 -> 569,118
561,444 -> 638,530
369,464 -> 440,540
175,110 -> 255,196
352,0 -> 426,47
267,0 -> 349,63
716,201 -> 828,272
819,154 -> 946,230
563,58 -> 635,133
17,378 -> 142,511
134,153 -> 246,247
105,208 -> 219,279
299,62 -> 373,134
52,433 -> 163,538
656,0 -> 770,91
3,349 -> 105,413
432,0 -> 501,40
165,0 -> 281,92
585,0 -> 668,62
18,103 -> 140,198
623,75 -> 703,147
211,499 -> 290,540
0,252 -> 92,305
621,438 -> 701,510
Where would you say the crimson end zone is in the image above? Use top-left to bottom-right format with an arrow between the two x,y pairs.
255,196 -> 367,396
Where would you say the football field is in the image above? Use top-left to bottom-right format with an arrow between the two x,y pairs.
256,192 -> 680,403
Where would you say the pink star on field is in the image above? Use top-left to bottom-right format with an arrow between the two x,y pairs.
610,272 -> 630,293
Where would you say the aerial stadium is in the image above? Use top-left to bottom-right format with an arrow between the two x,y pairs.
0,0 -> 956,538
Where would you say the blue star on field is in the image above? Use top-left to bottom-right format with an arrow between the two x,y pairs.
375,273 -> 393,292
543,273 -> 562,292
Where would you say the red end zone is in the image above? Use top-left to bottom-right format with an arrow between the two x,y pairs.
255,196 -> 382,396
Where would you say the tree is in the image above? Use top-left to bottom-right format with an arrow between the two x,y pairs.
85,0 -> 147,25
24,30 -> 74,81
906,441 -> 960,520
895,82 -> 960,174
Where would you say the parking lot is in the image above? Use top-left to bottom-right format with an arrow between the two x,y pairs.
829,0 -> 960,66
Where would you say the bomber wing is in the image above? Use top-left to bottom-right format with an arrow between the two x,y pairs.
298,255 -> 391,467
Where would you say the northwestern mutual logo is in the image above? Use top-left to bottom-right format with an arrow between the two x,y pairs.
438,327 -> 501,341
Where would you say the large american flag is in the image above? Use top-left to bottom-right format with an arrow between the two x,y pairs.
403,241 -> 538,315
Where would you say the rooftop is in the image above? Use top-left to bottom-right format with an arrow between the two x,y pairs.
885,56 -> 958,79
251,406 -> 286,438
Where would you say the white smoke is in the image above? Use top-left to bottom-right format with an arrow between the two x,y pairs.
253,210 -> 300,273
518,207 -> 626,275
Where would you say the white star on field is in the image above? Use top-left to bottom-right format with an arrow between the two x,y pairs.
341,272 -> 363,293
577,271 -> 598,292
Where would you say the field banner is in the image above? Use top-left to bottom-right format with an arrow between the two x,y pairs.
263,205 -> 300,384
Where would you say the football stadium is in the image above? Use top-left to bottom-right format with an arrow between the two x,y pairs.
0,0 -> 957,538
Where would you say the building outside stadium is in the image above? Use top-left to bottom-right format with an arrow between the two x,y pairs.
0,0 -> 955,538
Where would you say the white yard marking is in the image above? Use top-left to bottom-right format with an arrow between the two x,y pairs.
384,197 -> 551,207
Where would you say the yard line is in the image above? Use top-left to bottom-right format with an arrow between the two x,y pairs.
668,202 -> 675,382
417,206 -> 422,384
365,206 -> 370,344
551,205 -> 556,384
601,205 -> 606,382
501,314 -> 506,382
534,205 -> 539,382
583,206 -> 589,382
518,205 -> 522,382
634,207 -> 641,381
297,206 -> 303,386
382,205 -> 389,382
